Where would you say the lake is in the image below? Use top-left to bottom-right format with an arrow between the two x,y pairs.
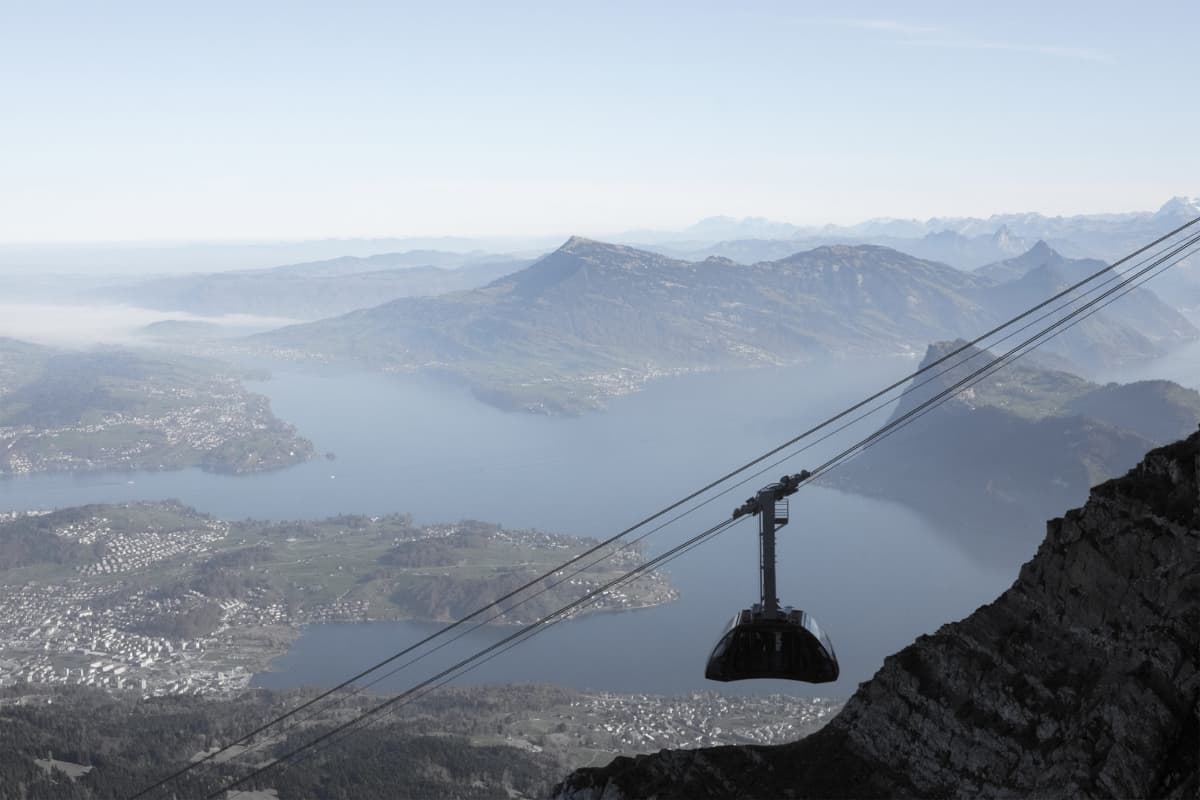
0,357 -> 1023,697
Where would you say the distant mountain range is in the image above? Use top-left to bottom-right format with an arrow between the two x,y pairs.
828,340 -> 1200,560
670,224 -> 1038,270
681,195 -> 1200,246
652,196 -> 1200,271
835,195 -> 1200,244
96,253 -> 533,319
248,237 -> 1196,413
2,196 -> 1194,278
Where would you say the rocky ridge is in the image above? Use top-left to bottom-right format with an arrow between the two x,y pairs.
554,431 -> 1200,799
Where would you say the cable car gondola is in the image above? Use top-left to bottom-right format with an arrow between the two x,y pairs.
705,472 -> 839,683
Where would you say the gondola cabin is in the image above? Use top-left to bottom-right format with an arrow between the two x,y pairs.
705,472 -> 840,684
705,606 -> 838,682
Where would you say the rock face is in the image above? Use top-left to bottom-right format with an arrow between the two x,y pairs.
554,432 -> 1200,799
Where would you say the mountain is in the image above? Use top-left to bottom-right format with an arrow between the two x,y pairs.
827,341 -> 1200,562
681,226 -> 1037,271
96,253 -> 532,319
251,238 -> 995,413
907,225 -> 1034,269
1154,195 -> 1200,223
683,215 -> 811,241
554,429 -> 1200,799
974,239 -> 1064,283
974,242 -> 1198,369
234,249 -> 523,277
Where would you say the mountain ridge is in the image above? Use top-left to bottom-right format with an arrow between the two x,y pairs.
250,238 -> 998,412
94,254 -> 533,319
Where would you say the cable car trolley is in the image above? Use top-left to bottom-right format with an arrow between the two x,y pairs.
705,471 -> 839,683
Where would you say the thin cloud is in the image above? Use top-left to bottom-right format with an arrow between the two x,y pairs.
792,17 -> 949,36
901,37 -> 1111,63
791,17 -> 1111,63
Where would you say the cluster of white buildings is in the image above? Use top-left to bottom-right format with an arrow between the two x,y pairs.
98,379 -> 269,453
56,514 -> 228,576
0,377 -> 302,476
569,692 -> 843,751
0,510 -> 267,696
0,509 -> 413,697
0,578 -> 253,696
570,364 -> 716,406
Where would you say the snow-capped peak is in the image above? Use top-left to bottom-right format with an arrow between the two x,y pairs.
1155,196 -> 1200,219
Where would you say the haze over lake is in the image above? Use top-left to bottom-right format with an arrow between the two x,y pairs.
0,357 -> 1023,696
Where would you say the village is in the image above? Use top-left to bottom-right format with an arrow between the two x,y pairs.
566,691 -> 842,750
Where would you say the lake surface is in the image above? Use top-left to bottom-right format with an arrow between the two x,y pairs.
0,357 -> 1022,697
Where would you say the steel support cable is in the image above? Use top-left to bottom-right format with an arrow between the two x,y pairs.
130,215 -> 1200,799
208,515 -> 742,799
216,232 -> 1200,799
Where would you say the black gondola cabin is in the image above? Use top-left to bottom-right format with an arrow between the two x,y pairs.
705,473 -> 839,683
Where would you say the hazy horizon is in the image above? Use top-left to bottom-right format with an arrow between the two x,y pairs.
0,194 -> 1196,249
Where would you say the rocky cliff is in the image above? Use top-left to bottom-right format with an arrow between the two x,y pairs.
554,431 -> 1200,799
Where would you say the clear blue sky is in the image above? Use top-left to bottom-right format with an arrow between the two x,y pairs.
2,0 -> 1196,242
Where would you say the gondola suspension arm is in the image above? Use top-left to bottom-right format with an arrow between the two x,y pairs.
732,470 -> 812,614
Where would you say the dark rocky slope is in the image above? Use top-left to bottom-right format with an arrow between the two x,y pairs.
554,431 -> 1200,799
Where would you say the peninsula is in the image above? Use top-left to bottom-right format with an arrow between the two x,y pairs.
0,502 -> 677,696
0,338 -> 313,476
